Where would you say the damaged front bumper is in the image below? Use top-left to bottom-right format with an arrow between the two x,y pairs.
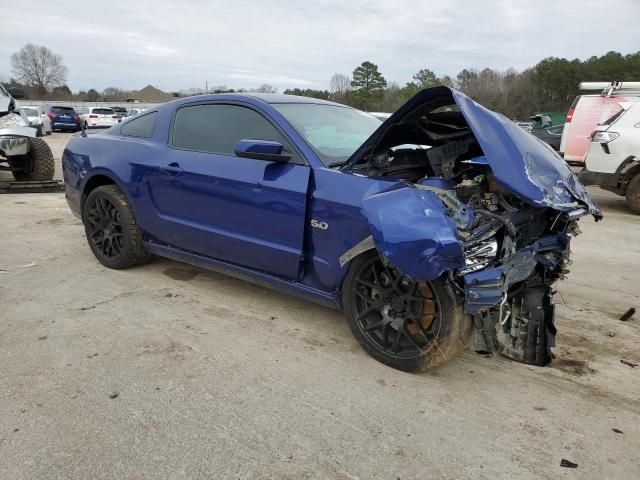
0,116 -> 36,158
462,234 -> 572,365
358,179 -> 590,366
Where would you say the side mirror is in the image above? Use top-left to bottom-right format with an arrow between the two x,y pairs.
234,139 -> 291,163
8,87 -> 26,99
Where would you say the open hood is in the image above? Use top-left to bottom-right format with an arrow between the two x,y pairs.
345,87 -> 601,219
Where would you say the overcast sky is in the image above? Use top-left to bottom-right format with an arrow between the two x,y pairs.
2,0 -> 639,92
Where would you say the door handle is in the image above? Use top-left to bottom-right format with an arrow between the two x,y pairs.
163,162 -> 183,175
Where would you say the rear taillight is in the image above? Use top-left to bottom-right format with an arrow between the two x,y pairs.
74,115 -> 80,121
89,114 -> 98,118
565,108 -> 574,123
592,131 -> 619,144
47,113 -> 55,119
112,116 -> 118,119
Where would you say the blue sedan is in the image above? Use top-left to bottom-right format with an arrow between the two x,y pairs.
62,87 -> 600,371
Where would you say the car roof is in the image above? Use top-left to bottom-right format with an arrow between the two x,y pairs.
158,92 -> 349,112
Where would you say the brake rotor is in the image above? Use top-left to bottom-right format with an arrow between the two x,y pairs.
406,282 -> 437,335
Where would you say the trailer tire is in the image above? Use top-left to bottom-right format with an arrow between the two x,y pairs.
11,138 -> 55,181
626,174 -> 640,215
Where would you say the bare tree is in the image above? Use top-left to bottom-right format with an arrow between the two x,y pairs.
101,87 -> 128,101
10,44 -> 67,93
329,73 -> 350,97
254,84 -> 277,93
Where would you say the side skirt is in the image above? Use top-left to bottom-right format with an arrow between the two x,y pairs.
144,241 -> 341,311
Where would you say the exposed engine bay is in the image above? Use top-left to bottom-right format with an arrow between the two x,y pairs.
350,96 -> 587,366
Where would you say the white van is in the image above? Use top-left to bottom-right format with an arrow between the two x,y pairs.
559,81 -> 640,165
578,100 -> 640,214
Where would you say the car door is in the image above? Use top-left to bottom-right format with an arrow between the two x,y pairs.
145,102 -> 310,280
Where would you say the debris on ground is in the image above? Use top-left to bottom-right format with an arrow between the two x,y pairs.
613,428 -> 624,434
16,261 -> 36,268
560,459 -> 578,468
620,359 -> 638,368
107,391 -> 119,399
80,305 -> 96,311
620,307 -> 636,322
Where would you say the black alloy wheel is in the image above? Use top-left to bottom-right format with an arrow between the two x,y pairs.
343,253 -> 465,371
86,195 -> 125,260
83,185 -> 151,269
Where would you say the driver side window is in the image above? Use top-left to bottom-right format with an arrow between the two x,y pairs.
171,104 -> 300,163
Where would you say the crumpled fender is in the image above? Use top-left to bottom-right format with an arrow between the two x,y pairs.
361,181 -> 465,281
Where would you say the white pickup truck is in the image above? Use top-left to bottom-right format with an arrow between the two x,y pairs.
0,84 -> 55,181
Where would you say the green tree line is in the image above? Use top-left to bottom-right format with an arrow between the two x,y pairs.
284,51 -> 640,119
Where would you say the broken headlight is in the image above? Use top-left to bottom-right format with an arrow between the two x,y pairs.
460,237 -> 498,274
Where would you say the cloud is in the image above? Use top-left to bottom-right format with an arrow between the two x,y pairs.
1,0 -> 638,92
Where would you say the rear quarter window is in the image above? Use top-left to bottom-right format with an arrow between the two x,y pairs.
51,106 -> 76,114
120,112 -> 157,138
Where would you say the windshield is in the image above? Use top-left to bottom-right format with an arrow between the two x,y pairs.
23,108 -> 39,117
273,103 -> 381,166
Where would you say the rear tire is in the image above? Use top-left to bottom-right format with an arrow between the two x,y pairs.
83,185 -> 151,269
625,174 -> 640,215
342,252 -> 470,371
11,138 -> 55,181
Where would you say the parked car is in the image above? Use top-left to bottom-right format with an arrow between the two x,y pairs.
77,107 -> 119,129
111,106 -> 128,122
532,124 -> 563,151
19,105 -> 52,136
44,105 -> 81,132
62,88 -> 600,372
578,102 -> 640,214
559,81 -> 640,165
128,108 -> 146,117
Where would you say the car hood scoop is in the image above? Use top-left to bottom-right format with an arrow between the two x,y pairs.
345,86 -> 601,219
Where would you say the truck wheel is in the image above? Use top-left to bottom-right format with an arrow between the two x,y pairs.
626,174 -> 640,215
342,252 -> 470,371
11,138 -> 55,181
83,185 -> 151,269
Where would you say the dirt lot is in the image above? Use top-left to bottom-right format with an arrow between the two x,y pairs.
1,135 -> 639,479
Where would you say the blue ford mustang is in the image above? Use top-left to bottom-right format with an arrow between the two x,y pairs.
63,87 -> 600,371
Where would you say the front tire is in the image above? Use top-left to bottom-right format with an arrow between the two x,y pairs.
625,174 -> 640,214
83,185 -> 151,269
342,252 -> 469,371
11,138 -> 55,181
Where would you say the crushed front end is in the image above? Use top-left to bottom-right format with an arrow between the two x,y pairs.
455,182 -> 582,365
348,86 -> 601,366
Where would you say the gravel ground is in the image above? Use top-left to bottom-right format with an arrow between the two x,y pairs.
0,135 -> 639,479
